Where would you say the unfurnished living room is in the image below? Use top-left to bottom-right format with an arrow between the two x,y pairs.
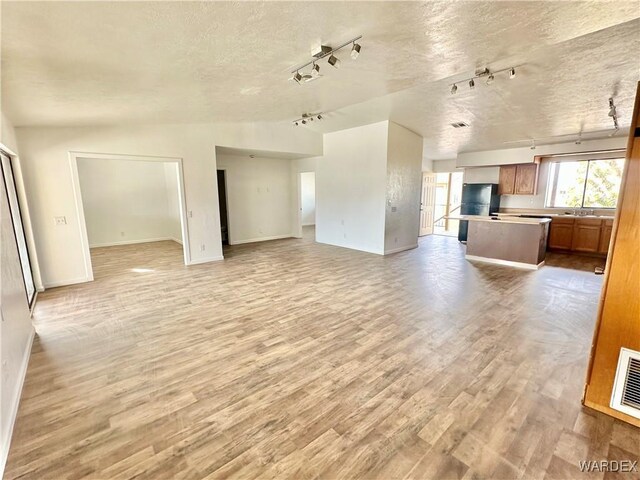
0,2 -> 639,479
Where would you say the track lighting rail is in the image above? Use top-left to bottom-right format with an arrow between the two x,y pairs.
449,65 -> 521,93
290,35 -> 362,74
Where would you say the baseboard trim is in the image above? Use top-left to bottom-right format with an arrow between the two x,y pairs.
43,276 -> 93,289
302,223 -> 316,227
465,254 -> 544,270
230,235 -> 292,245
0,326 -> 35,477
171,237 -> 183,245
188,255 -> 224,265
89,237 -> 177,248
384,244 -> 418,255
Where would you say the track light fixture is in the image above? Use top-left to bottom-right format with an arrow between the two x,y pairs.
448,66 -> 520,94
351,42 -> 361,59
290,35 -> 362,83
292,112 -> 325,126
608,97 -> 619,131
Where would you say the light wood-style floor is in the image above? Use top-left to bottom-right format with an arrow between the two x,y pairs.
6,230 -> 639,479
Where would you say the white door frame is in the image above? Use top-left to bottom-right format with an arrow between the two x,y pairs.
68,151 -> 192,283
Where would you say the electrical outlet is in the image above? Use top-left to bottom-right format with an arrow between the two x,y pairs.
200,244 -> 206,252
188,210 -> 193,218
391,206 -> 397,212
120,231 -> 125,237
54,216 -> 67,226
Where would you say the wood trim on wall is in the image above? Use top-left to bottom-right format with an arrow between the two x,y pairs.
583,81 -> 640,427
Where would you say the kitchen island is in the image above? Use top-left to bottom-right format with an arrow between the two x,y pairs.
452,215 -> 552,269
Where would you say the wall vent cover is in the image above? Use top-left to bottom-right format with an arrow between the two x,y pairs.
450,122 -> 470,128
611,347 -> 640,420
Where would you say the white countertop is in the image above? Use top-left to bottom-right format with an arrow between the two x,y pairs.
447,215 -> 551,225
497,212 -> 615,220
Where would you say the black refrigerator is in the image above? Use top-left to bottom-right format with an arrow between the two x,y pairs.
458,183 -> 501,242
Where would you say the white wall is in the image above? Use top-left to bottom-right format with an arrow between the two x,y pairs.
15,123 -> 322,287
432,159 -> 459,173
316,121 -> 389,254
301,172 -> 315,226
384,122 -> 423,254
0,115 -> 35,473
456,136 -> 627,167
215,153 -> 293,244
463,166 -> 501,184
77,158 -> 182,247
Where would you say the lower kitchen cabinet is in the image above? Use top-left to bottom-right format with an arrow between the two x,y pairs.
598,219 -> 614,254
548,217 -> 613,255
572,218 -> 603,253
548,217 -> 575,250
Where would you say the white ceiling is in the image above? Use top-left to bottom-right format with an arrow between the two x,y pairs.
2,1 -> 639,158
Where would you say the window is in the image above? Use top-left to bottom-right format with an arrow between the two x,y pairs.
545,158 -> 624,208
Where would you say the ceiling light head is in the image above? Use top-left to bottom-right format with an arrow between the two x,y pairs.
301,120 -> 307,125
328,54 -> 341,69
530,140 -> 536,150
294,122 -> 299,126
608,98 -> 617,117
486,73 -> 495,85
292,71 -> 302,84
469,79 -> 475,90
509,67 -> 516,79
351,42 -> 361,59
451,84 -> 458,95
311,63 -> 320,77
317,114 -> 322,120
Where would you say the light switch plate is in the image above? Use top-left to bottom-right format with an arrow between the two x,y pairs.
54,216 -> 67,225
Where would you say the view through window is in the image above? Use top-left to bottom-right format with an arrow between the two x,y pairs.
545,158 -> 624,208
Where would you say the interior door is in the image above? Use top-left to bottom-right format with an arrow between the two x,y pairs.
1,152 -> 36,306
419,173 -> 436,236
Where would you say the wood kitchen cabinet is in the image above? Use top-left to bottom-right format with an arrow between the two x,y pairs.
548,217 -> 574,250
498,165 -> 517,195
498,162 -> 539,195
598,219 -> 614,254
548,217 -> 613,254
572,218 -> 603,253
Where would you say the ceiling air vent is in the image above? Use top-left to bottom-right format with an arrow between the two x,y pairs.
450,122 -> 470,128
611,348 -> 640,420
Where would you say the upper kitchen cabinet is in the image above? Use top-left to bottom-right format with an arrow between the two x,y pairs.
498,165 -> 516,195
498,162 -> 539,195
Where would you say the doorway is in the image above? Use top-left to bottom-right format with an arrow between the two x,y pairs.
217,170 -> 230,246
434,171 -> 464,236
419,172 -> 436,236
300,172 -> 316,239
70,153 -> 191,282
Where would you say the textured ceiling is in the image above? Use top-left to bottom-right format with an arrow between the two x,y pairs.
2,1 -> 639,158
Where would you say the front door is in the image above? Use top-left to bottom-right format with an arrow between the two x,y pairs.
419,172 -> 436,236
